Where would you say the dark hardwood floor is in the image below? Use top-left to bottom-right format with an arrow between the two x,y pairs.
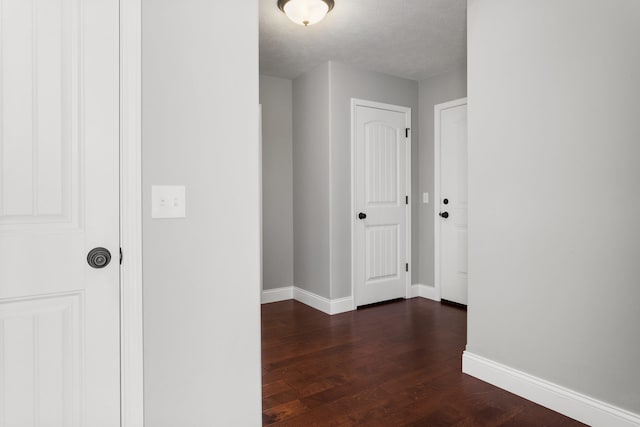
261,298 -> 585,426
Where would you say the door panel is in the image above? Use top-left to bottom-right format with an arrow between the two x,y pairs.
366,225 -> 399,281
0,294 -> 81,426
355,104 -> 409,306
366,123 -> 398,205
439,103 -> 468,305
0,0 -> 120,424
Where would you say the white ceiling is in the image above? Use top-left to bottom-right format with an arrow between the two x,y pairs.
259,0 -> 467,81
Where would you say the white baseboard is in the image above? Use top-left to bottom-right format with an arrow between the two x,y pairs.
410,283 -> 441,301
462,351 -> 640,427
328,295 -> 355,315
261,286 -> 354,315
293,287 -> 353,315
261,286 -> 294,304
265,284 -> 441,311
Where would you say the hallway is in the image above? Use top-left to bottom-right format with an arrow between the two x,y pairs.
261,299 -> 584,426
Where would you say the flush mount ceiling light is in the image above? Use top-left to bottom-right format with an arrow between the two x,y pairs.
277,0 -> 335,27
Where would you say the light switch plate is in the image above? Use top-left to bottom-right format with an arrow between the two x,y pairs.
423,192 -> 429,204
152,186 -> 186,219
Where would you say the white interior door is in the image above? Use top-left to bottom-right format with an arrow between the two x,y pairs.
0,0 -> 121,425
354,101 -> 410,307
437,100 -> 468,305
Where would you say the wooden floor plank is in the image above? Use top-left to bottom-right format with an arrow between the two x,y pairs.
261,298 -> 585,426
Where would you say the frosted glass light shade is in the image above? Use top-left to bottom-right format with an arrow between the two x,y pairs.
278,0 -> 334,26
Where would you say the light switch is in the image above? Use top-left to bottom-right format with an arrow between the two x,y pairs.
422,192 -> 429,204
152,186 -> 186,219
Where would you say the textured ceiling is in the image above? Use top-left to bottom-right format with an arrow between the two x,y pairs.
260,0 -> 467,81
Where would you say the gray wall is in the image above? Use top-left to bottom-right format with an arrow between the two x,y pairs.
292,61 -> 419,300
329,61 -> 419,298
272,64 -> 467,301
260,75 -> 294,290
418,66 -> 467,288
467,0 -> 640,414
292,63 -> 331,298
142,1 -> 261,425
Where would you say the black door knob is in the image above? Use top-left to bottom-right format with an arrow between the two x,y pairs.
443,198 -> 449,205
439,212 -> 449,219
87,247 -> 112,269
358,212 -> 367,220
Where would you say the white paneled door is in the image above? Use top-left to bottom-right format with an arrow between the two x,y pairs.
437,100 -> 468,305
354,101 -> 410,306
0,0 -> 121,425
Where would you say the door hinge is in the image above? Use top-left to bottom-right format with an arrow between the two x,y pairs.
406,263 -> 409,272
119,248 -> 123,265
405,195 -> 409,205
405,128 -> 410,138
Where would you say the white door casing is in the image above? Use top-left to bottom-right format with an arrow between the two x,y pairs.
0,0 -> 121,425
119,0 -> 144,425
435,99 -> 468,305
353,100 -> 411,307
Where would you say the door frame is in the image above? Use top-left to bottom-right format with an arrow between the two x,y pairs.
433,97 -> 467,302
120,0 -> 143,425
350,98 -> 412,309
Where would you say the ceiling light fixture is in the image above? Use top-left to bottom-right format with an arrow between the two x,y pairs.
277,0 -> 335,27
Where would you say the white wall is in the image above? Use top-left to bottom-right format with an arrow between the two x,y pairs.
260,75 -> 294,291
467,0 -> 640,416
418,66 -> 467,289
329,62 -> 419,299
142,1 -> 261,425
292,63 -> 331,298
